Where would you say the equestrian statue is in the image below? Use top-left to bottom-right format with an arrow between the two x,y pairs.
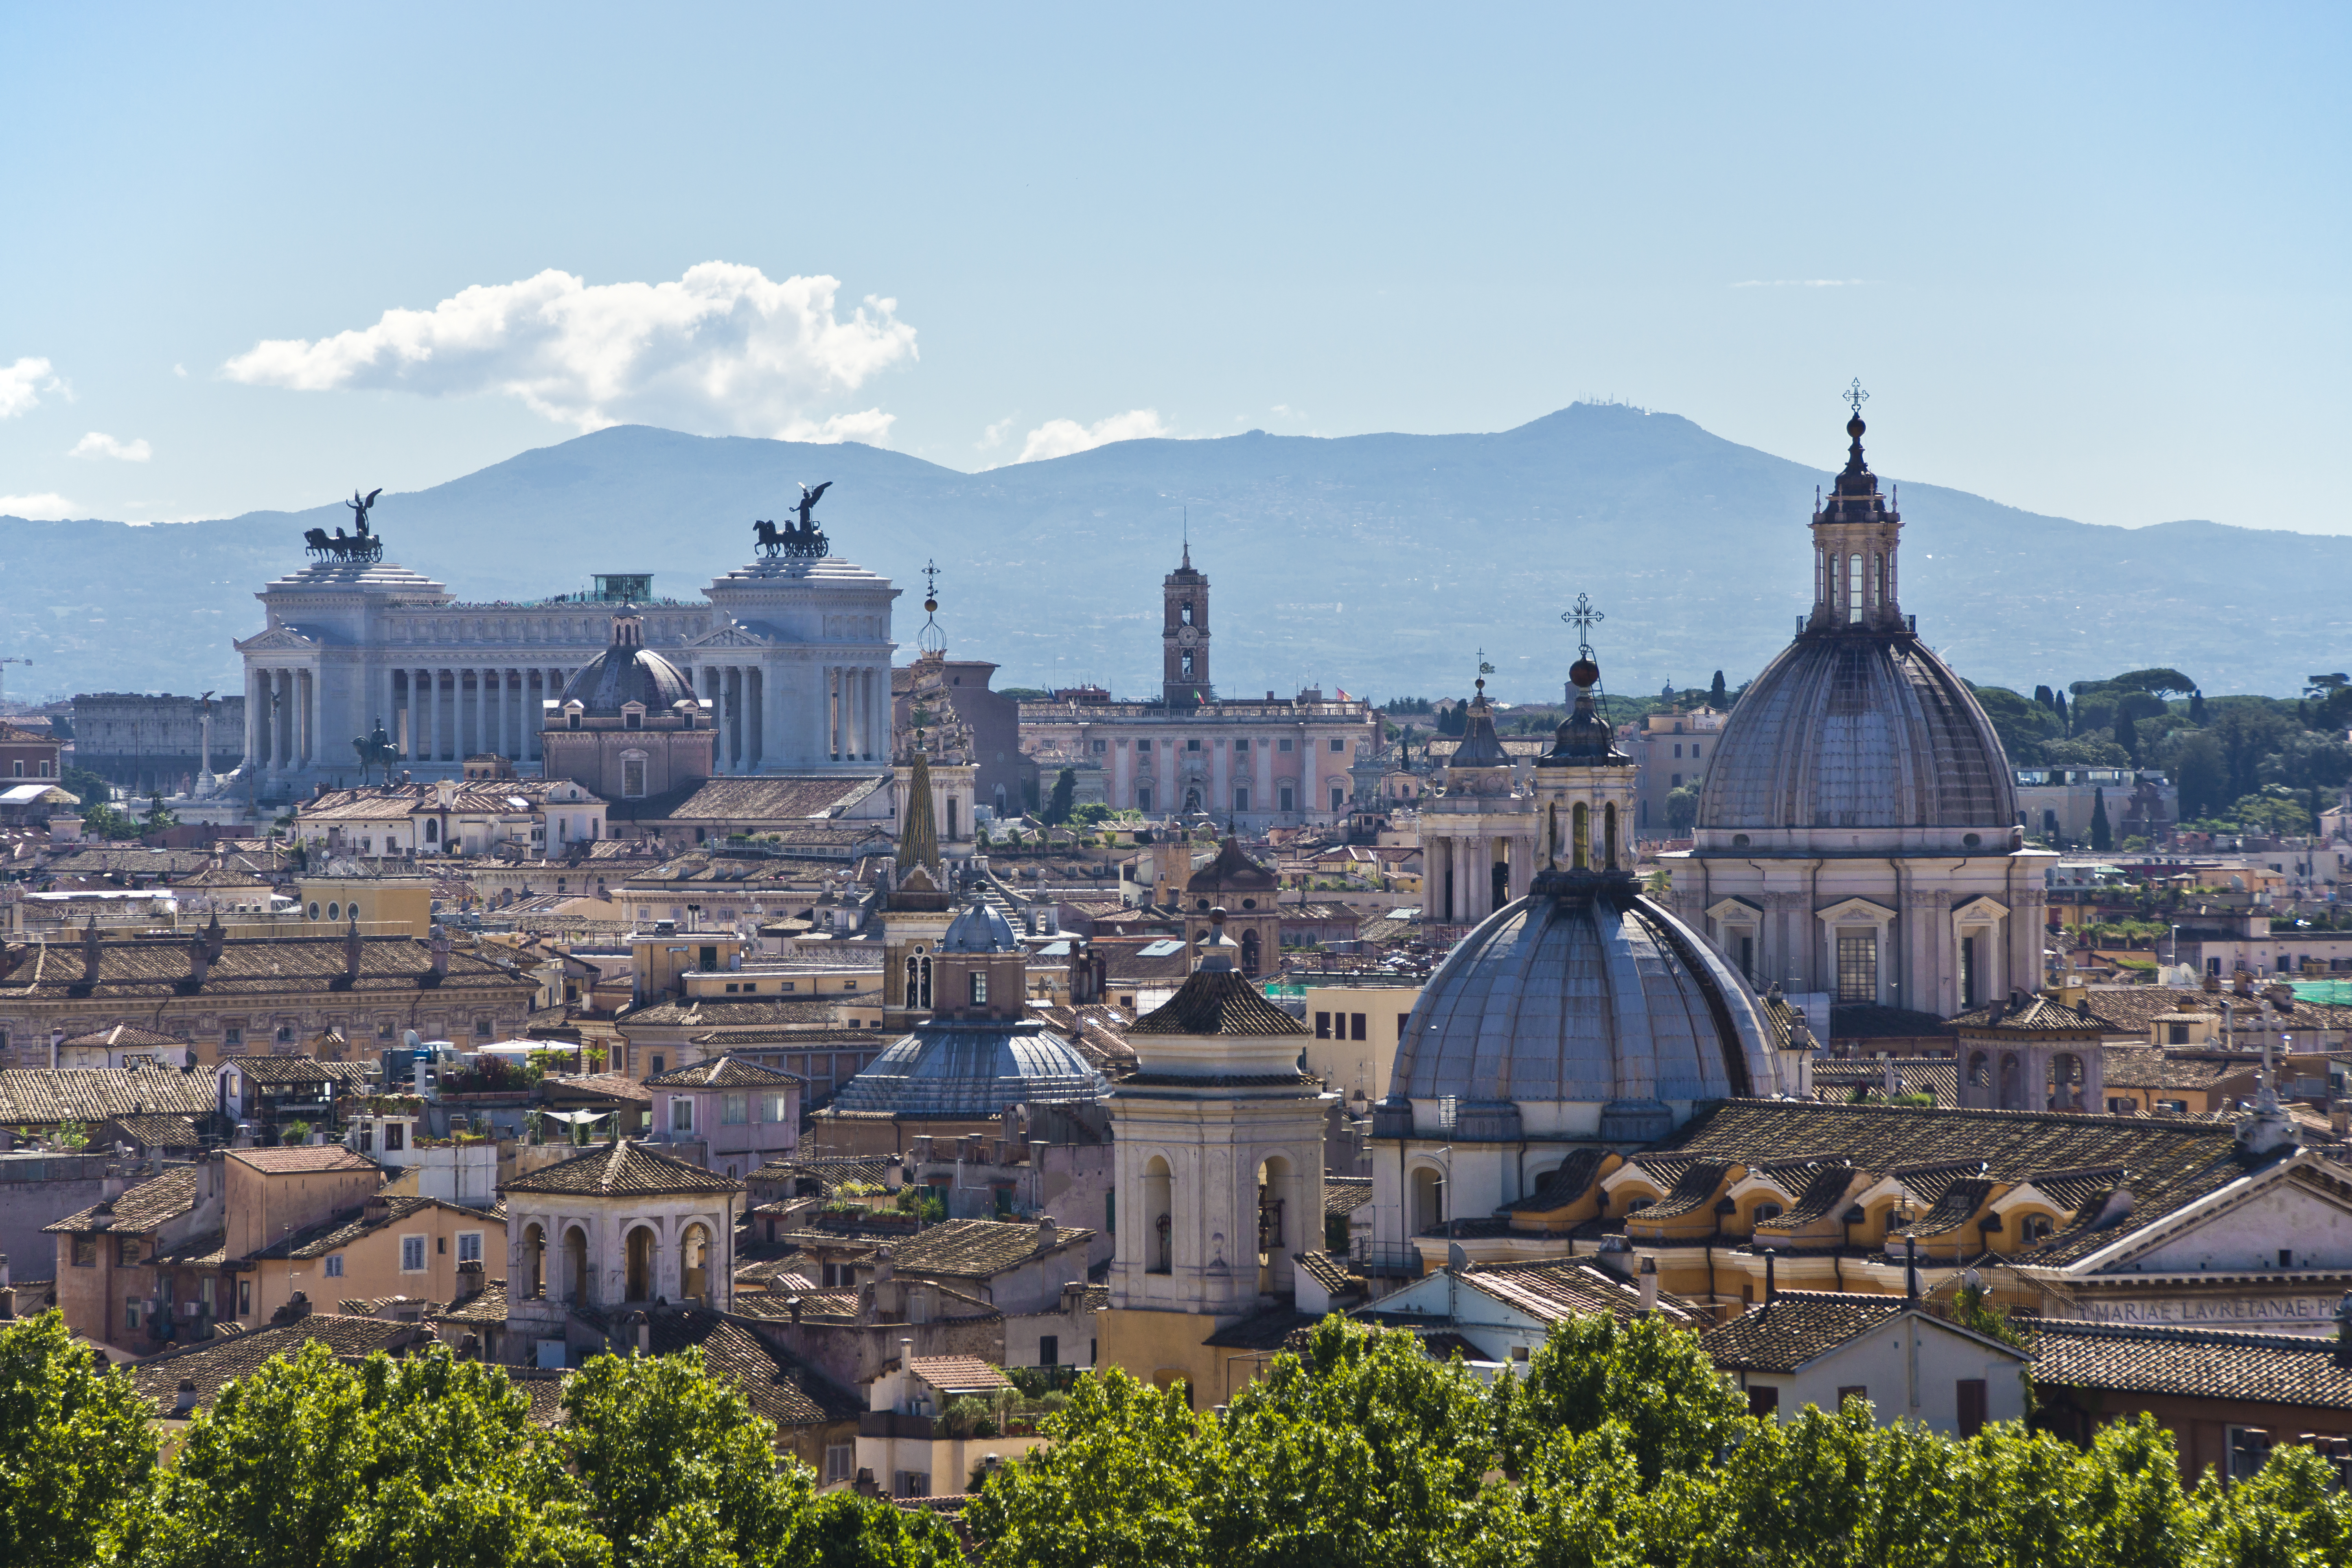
754,480 -> 833,558
303,487 -> 386,563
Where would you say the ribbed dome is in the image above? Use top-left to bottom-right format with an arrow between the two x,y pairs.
1696,634 -> 2015,834
828,1021 -> 1109,1117
560,641 -> 696,717
940,900 -> 1019,953
1387,874 -> 1780,1119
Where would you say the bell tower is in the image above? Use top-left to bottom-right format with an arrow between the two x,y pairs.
1162,545 -> 1211,705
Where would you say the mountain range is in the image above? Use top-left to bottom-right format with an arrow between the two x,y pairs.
2,403 -> 2341,707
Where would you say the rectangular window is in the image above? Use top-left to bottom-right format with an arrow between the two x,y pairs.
1136,739 -> 1151,755
1279,738 -> 1294,752
1187,738 -> 1200,752
1315,1011 -> 1332,1038
1350,1013 -> 1367,1041
458,1232 -> 483,1264
1331,786 -> 1344,812
1039,1335 -> 1059,1366
1956,1379 -> 1988,1438
824,1443 -> 855,1484
72,1236 -> 97,1268
1748,1385 -> 1781,1417
1091,739 -> 1106,753
722,1092 -> 748,1125
2229,1426 -> 2274,1482
1398,1012 -> 1410,1040
1233,787 -> 1249,812
970,971 -> 988,1005
1836,1384 -> 1869,1409
400,1236 -> 427,1273
672,1098 -> 694,1133
1329,738 -> 1344,752
325,1255 -> 345,1278
239,1279 -> 252,1317
650,1054 -> 665,1076
117,1237 -> 140,1266
1835,932 -> 1878,1003
760,1092 -> 788,1123
623,758 -> 646,797
384,1122 -> 406,1152
223,1026 -> 242,1049
1235,738 -> 1250,754
1279,786 -> 1294,812
126,1298 -> 140,1331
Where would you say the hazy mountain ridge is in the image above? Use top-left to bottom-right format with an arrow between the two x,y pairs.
2,404 -> 2341,705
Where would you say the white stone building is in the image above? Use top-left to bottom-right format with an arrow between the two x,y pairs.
234,536 -> 898,801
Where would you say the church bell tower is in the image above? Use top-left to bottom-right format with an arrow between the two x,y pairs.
1162,546 -> 1211,705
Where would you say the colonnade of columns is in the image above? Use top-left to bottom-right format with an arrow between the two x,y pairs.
824,664 -> 885,763
699,664 -> 764,772
1422,830 -> 1535,924
244,666 -> 316,777
388,667 -> 570,767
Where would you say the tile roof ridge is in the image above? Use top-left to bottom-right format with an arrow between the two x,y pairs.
2032,1316 -> 2339,1349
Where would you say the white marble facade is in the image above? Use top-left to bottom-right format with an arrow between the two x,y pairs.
233,554 -> 896,799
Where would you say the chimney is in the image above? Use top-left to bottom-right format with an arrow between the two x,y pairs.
1905,1236 -> 1920,1303
428,927 -> 451,981
344,911 -> 363,982
874,1247 -> 895,1284
173,1378 -> 198,1418
81,918 -> 100,984
453,1258 -> 485,1305
1763,1249 -> 1778,1304
1034,1214 -> 1058,1253
188,933 -> 211,988
787,1295 -> 804,1324
1637,1255 -> 1657,1313
204,913 -> 225,963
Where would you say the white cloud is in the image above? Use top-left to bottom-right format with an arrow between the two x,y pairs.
0,357 -> 60,419
977,416 -> 1016,451
173,363 -> 188,378
0,493 -> 76,519
1016,409 -> 1173,464
221,263 -> 918,442
70,431 -> 152,462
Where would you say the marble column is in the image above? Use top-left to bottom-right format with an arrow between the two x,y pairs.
242,668 -> 260,773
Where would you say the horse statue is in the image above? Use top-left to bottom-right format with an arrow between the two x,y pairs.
351,720 -> 401,786
752,507 -> 828,559
304,527 -> 334,559
300,488 -> 388,564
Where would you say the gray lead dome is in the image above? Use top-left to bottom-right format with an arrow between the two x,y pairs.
1387,876 -> 1780,1115
1695,635 -> 2014,832
827,1023 -> 1109,1118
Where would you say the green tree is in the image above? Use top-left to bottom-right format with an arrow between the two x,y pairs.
2041,735 -> 2132,769
1708,670 -> 1728,709
142,793 -> 179,834
61,764 -> 113,809
1973,685 -> 2065,766
1042,769 -> 1076,826
1665,784 -> 1700,835
2172,731 -> 2227,820
2091,788 -> 2113,851
80,802 -> 143,839
2233,791 -> 2313,837
0,1311 -> 160,1568
131,1339 -> 601,1568
1495,1312 -> 1745,1484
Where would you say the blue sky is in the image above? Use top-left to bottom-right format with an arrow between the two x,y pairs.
2,4 -> 2344,532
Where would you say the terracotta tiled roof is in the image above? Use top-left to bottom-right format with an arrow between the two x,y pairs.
1628,1160 -> 1735,1222
620,995 -> 867,1028
0,933 -> 529,1003
1203,1303 -> 1319,1349
541,1072 -> 652,1105
60,1023 -> 187,1050
501,1139 -> 742,1197
1325,1176 -> 1373,1215
96,1113 -> 202,1147
2028,1318 -> 2352,1410
440,1280 -> 509,1325
1949,995 -> 2107,1032
885,1218 -> 1093,1280
617,773 -> 890,826
44,1165 -> 196,1234
1455,1259 -> 1709,1328
254,1194 -> 496,1261
1810,1058 -> 1960,1103
127,1314 -> 431,1416
222,1056 -> 353,1086
1130,968 -> 1309,1037
2100,1049 -> 2254,1090
647,1309 -> 862,1428
2076,986 -> 2352,1035
228,1145 -> 377,1175
644,1056 -> 806,1089
1699,1291 -> 1914,1373
1184,837 -> 1279,894
1759,1163 -> 1862,1228
1291,1250 -> 1360,1294
1907,1177 -> 1999,1238
0,1066 -> 216,1124
906,1355 -> 1012,1394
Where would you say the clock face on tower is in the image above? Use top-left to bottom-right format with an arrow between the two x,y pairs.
1176,626 -> 1200,647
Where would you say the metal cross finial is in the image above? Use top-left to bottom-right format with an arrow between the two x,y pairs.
1562,592 -> 1605,659
1476,647 -> 1496,677
1845,379 -> 1870,418
921,559 -> 941,602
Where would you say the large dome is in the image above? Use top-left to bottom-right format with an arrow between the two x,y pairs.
1695,634 -> 2016,837
1383,871 -> 1785,1139
560,638 -> 696,717
827,1021 -> 1109,1118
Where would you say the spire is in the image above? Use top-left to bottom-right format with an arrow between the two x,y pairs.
916,560 -> 946,657
899,751 -> 939,872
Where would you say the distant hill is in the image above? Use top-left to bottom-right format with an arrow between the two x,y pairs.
3,404 -> 2342,705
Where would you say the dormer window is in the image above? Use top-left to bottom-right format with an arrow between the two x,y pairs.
626,711 -> 641,730
568,712 -> 582,731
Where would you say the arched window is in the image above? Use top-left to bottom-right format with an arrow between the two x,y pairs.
1239,929 -> 1261,975
1967,1051 -> 1991,1089
423,821 -> 438,844
1873,552 -> 1885,606
1603,802 -> 1619,869
1257,1155 -> 1293,1293
625,1225 -> 655,1303
1411,1165 -> 1445,1235
1144,1156 -> 1174,1274
562,1226 -> 589,1305
1572,802 -> 1590,870
1848,555 -> 1864,622
523,1223 -> 545,1300
1180,651 -> 1195,679
680,1222 -> 711,1305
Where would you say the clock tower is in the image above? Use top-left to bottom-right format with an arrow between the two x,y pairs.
1162,545 -> 1211,705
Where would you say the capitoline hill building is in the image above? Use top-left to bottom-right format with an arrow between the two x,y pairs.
232,525 -> 900,802
1018,547 -> 1379,829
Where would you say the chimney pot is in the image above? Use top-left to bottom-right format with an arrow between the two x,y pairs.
1637,1254 -> 1658,1312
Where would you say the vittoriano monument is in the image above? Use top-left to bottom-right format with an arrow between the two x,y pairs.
753,480 -> 833,558
303,487 -> 386,563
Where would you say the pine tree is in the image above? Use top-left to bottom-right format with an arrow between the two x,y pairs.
1044,768 -> 1077,826
1708,670 -> 1728,709
2054,691 -> 2070,732
2091,786 -> 2113,851
2190,689 -> 2207,725
2034,684 -> 2055,709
